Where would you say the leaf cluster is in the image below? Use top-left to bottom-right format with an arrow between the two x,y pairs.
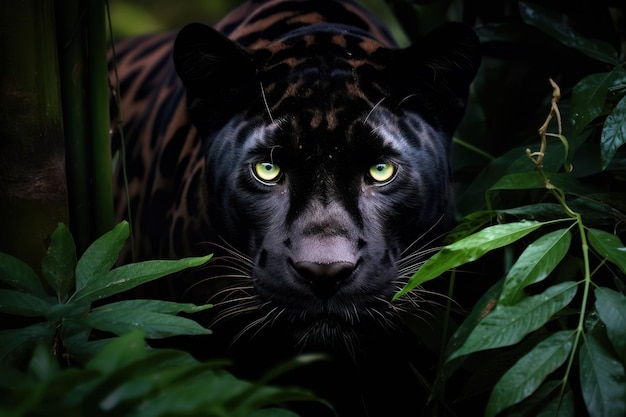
0,222 -> 320,416
0,221 -> 212,366
0,331 -> 314,417
393,1 -> 626,416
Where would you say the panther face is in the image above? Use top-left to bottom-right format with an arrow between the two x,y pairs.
173,20 -> 480,347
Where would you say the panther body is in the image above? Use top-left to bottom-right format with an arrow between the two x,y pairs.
110,0 -> 479,413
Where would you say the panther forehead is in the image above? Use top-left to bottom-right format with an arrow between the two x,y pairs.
256,29 -> 387,127
262,26 -> 386,70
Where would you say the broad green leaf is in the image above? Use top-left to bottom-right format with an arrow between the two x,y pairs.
0,252 -> 48,298
80,308 -> 212,338
487,172 -> 547,195
506,381 -> 574,417
595,287 -> 626,363
499,229 -> 572,305
519,1 -> 618,64
568,198 -> 622,227
41,223 -> 76,302
0,289 -> 53,317
579,334 -> 626,417
498,199 -> 615,226
571,69 -> 626,135
62,332 -> 110,366
45,302 -> 90,322
448,281 -> 578,360
93,299 -> 212,315
0,323 -> 55,365
86,330 -> 148,374
131,369 -> 316,417
71,254 -> 211,304
28,343 -> 61,382
75,221 -> 129,292
498,203 -> 568,222
534,390 -> 574,417
129,372 -> 247,416
83,350 -> 208,413
600,95 -> 626,169
587,228 -> 626,273
395,221 -> 543,298
485,330 -> 575,417
487,173 -> 591,209
443,210 -> 495,244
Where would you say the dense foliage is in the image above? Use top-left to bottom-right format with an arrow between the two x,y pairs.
1,1 -> 624,416
396,1 -> 626,416
0,222 -> 321,416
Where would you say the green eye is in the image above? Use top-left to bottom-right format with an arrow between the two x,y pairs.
368,163 -> 396,184
253,162 -> 282,183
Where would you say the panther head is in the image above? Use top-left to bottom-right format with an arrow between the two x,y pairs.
173,21 -> 480,349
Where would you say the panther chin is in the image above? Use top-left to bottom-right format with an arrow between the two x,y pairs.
249,251 -> 401,351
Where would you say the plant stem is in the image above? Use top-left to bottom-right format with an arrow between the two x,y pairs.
452,137 -> 495,161
531,79 -> 594,406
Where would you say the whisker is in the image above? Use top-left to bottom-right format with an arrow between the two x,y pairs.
232,304 -> 282,344
260,81 -> 276,125
396,93 -> 418,110
210,300 -> 261,328
399,214 -> 446,257
363,97 -> 385,124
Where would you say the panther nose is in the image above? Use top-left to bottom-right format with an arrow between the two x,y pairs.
294,261 -> 355,296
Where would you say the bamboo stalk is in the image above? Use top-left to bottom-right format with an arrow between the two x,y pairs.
56,0 -> 90,253
56,0 -> 113,254
86,0 -> 114,237
0,0 -> 69,272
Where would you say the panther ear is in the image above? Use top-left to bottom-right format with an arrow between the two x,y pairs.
388,22 -> 481,133
173,23 -> 257,132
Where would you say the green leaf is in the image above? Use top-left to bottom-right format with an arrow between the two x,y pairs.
62,331 -> 110,366
519,1 -> 618,64
534,391 -> 574,417
487,171 -> 547,193
594,287 -> 626,363
448,281 -> 578,360
41,223 -> 76,302
82,349 -> 208,414
0,252 -> 48,298
93,299 -> 212,314
579,334 -> 626,417
79,307 -> 212,338
0,289 -> 53,317
395,221 -> 544,299
45,302 -> 90,322
600,94 -> 626,169
498,203 -> 568,222
499,229 -> 572,305
86,330 -> 148,374
75,221 -> 129,292
487,173 -> 590,208
71,254 -> 211,304
0,323 -> 55,365
28,343 -> 60,382
485,330 -> 575,417
587,228 -> 626,273
506,381 -> 574,417
571,68 -> 626,135
443,210 -> 495,244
